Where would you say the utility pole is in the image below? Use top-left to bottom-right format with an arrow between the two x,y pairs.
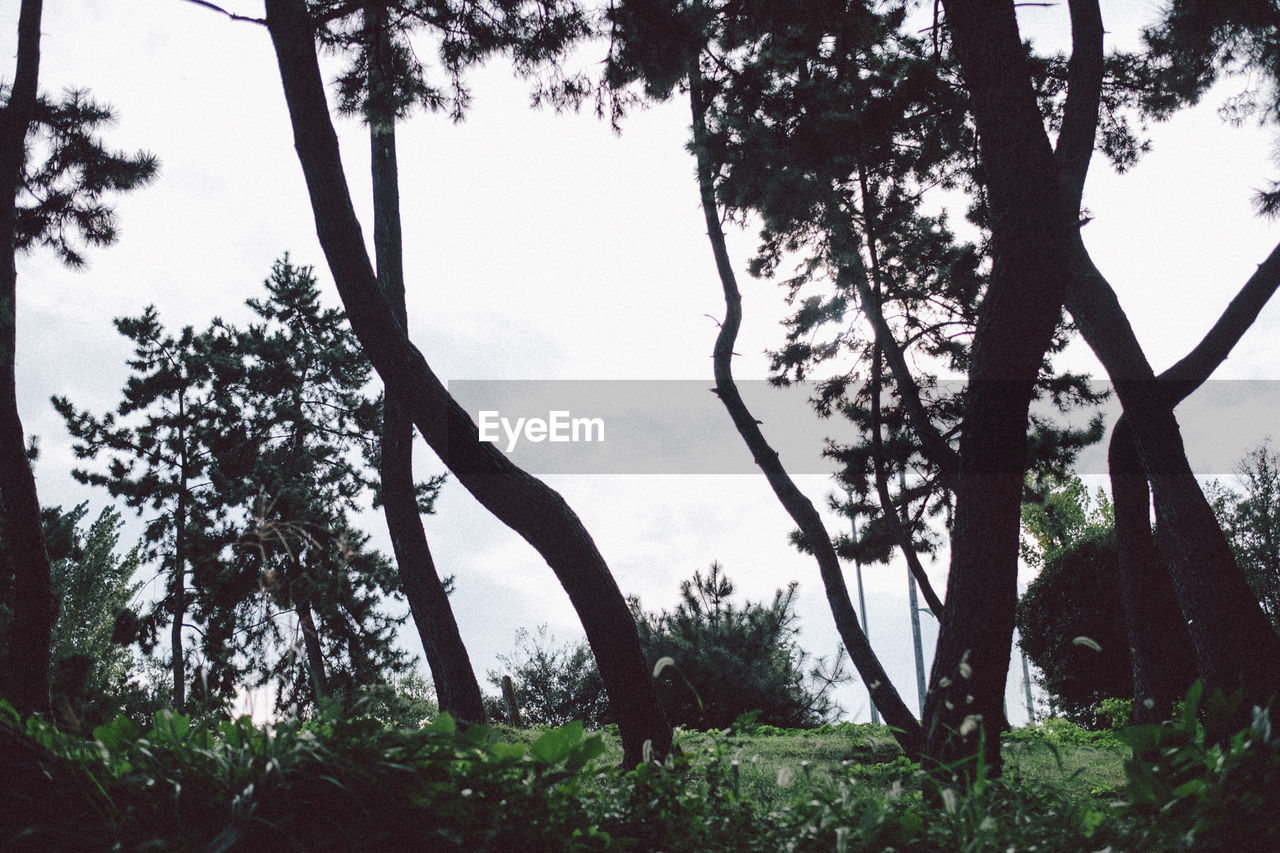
897,465 -> 929,717
847,496 -> 880,726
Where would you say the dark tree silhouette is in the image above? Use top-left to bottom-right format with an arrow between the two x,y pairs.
1,0 -> 156,715
263,0 -> 672,766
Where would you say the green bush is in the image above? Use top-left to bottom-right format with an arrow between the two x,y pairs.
4,685 -> 1280,852
632,562 -> 841,730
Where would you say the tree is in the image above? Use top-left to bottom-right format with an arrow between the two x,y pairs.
492,564 -> 842,731
0,0 -> 156,715
263,0 -> 672,766
1210,442 -> 1280,633
604,0 -> 1116,771
52,310 -> 216,711
314,0 -> 525,724
634,562 -> 843,730
1017,528 -> 1130,729
210,257 -> 411,714
55,258 -> 412,717
44,504 -> 153,729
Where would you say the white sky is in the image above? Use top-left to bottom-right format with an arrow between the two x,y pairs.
4,0 -> 1279,724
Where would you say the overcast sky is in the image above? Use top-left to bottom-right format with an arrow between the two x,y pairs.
5,0 -> 1280,724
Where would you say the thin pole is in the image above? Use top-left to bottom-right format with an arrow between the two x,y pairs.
1020,636 -> 1036,722
848,497 -> 881,725
900,466 -> 928,716
908,568 -> 927,717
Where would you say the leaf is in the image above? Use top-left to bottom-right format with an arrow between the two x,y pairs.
1072,636 -> 1102,652
565,733 -> 607,772
532,728 -> 571,764
428,712 -> 456,736
488,741 -> 526,762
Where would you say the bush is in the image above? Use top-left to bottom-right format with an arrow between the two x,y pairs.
487,627 -> 611,728
1016,526 -> 1132,728
494,564 -> 841,732
632,562 -> 842,730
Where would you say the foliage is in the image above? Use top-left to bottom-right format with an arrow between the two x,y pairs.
633,563 -> 843,730
0,503 -> 155,729
45,504 -> 155,729
494,564 -> 841,732
52,257 -> 414,717
1020,473 -> 1114,568
7,691 -> 1280,851
201,256 -> 410,715
1016,524 -> 1132,728
9,86 -> 158,267
1096,697 -> 1136,733
605,0 -> 1109,577
488,626 -> 611,728
1017,475 -> 1130,727
1208,441 -> 1280,633
1118,680 -> 1280,852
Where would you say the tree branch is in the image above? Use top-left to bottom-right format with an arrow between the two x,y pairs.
1054,0 -> 1104,212
178,0 -> 266,26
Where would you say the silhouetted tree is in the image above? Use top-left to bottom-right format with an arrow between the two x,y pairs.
0,0 -> 156,714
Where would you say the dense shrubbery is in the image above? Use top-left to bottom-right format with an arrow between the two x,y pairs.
2,682 -> 1277,851
493,564 -> 843,731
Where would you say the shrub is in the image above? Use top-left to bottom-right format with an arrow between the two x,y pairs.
1016,526 -> 1133,728
632,562 -> 842,730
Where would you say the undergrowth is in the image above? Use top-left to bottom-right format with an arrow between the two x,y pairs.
1,682 -> 1277,851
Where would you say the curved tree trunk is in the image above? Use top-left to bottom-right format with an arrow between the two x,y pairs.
688,71 -> 922,757
1103,240 -> 1280,725
921,0 -> 1093,778
264,0 -> 671,766
0,0 -> 53,718
365,5 -> 486,725
1064,235 -> 1280,717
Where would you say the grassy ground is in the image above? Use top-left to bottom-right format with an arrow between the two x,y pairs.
20,701 -> 1269,851
496,716 -> 1128,812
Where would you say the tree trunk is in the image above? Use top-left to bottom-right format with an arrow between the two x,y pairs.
365,6 -> 486,725
1063,234 -> 1280,718
264,0 -> 671,766
688,71 -> 922,756
1108,418 -> 1195,723
0,0 -> 53,718
296,597 -> 329,706
922,0 -> 1090,778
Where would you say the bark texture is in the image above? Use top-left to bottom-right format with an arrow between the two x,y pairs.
264,0 -> 671,765
1108,418 -> 1195,722
0,0 -> 53,718
366,6 -> 486,724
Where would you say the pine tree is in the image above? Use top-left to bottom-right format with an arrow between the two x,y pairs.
54,258 -> 411,717
53,310 -> 216,712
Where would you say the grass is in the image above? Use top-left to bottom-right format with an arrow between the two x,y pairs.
4,693 -> 1273,852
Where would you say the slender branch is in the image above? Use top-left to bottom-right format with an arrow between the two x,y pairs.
1054,0 -> 1104,212
689,64 -> 922,755
178,0 -> 266,25
870,342 -> 946,618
